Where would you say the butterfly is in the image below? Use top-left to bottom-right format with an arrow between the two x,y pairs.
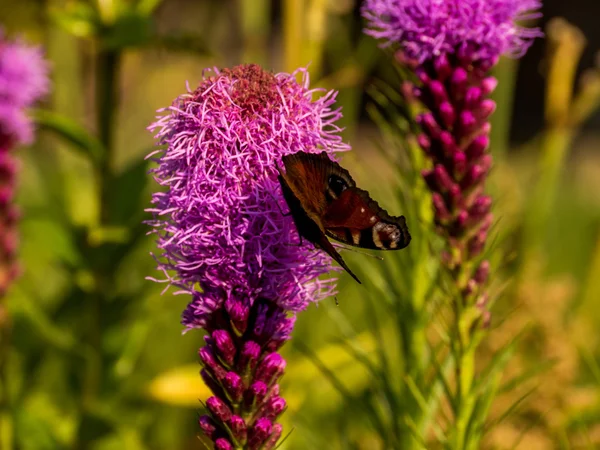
277,151 -> 411,284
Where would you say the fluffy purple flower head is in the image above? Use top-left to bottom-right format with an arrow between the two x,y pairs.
362,0 -> 542,64
148,63 -> 351,449
0,30 -> 49,145
147,64 -> 349,329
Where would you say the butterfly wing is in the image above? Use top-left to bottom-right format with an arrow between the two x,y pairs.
322,188 -> 411,250
277,169 -> 361,284
279,151 -> 356,223
278,150 -> 410,283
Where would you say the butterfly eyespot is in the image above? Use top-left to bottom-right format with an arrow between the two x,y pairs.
328,175 -> 348,197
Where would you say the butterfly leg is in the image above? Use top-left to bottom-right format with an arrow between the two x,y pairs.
266,189 -> 293,217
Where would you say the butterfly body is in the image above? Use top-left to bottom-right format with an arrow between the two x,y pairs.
277,151 -> 411,284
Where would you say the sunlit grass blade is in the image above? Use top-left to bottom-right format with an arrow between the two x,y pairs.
404,374 -> 448,437
293,341 -> 394,447
403,414 -> 432,449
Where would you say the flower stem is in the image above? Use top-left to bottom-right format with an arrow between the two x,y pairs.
96,48 -> 121,223
76,46 -> 121,449
455,348 -> 476,450
0,306 -> 12,450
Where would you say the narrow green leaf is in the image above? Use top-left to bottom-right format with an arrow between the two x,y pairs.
487,385 -> 538,431
107,158 -> 150,225
274,428 -> 295,449
294,342 -> 391,445
32,109 -> 104,164
580,345 -> 600,386
427,343 -> 457,417
472,328 -> 526,395
402,414 -> 430,449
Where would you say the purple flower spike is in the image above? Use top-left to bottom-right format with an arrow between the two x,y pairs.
362,0 -> 542,321
0,31 -> 49,302
148,64 -> 350,448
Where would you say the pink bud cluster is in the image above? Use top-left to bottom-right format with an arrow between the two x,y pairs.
195,298 -> 291,449
411,52 -> 497,313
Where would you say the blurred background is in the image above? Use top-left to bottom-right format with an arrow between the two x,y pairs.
0,0 -> 599,449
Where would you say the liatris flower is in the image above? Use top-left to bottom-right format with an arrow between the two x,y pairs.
147,64 -> 348,448
362,0 -> 542,317
0,30 -> 49,297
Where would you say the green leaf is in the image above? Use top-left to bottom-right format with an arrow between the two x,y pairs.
14,408 -> 67,450
11,287 -> 82,355
50,2 -> 101,39
472,328 -> 525,395
107,158 -> 150,225
76,412 -> 116,444
421,344 -> 455,427
136,0 -> 166,15
487,385 -> 537,431
32,109 -> 105,164
101,12 -> 153,50
21,218 -> 81,267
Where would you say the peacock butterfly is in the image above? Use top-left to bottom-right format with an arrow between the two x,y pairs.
277,151 -> 411,284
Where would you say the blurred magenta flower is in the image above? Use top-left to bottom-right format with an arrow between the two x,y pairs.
362,0 -> 542,64
0,30 -> 49,296
147,64 -> 349,448
0,30 -> 49,146
362,0 -> 542,316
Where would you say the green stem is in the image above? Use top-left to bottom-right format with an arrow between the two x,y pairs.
96,48 -> 121,223
76,46 -> 121,449
454,346 -> 476,450
521,126 -> 574,270
0,306 -> 12,450
450,257 -> 478,449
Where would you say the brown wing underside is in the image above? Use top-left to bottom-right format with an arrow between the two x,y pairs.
279,151 -> 355,221
277,172 -> 361,284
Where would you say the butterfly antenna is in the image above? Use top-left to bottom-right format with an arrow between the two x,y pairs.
333,244 -> 384,261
